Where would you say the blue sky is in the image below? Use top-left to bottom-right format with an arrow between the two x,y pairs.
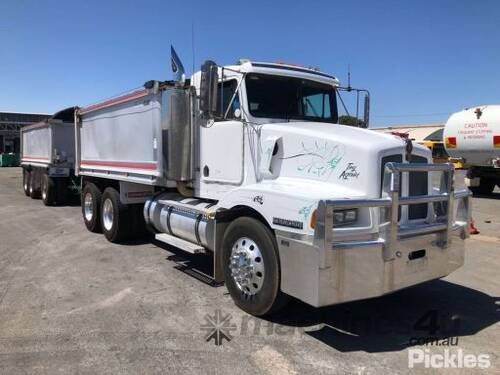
1,0 -> 499,127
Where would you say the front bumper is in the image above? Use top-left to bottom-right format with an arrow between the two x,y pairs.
277,162 -> 471,307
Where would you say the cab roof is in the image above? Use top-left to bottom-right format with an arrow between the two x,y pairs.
222,60 -> 340,86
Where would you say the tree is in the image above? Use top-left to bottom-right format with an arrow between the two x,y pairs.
338,115 -> 365,127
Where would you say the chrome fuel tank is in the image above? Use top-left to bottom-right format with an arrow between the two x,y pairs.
144,193 -> 217,250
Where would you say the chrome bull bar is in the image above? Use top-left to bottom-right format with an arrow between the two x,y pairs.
313,162 -> 472,264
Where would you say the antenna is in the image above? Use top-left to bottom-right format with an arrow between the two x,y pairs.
191,21 -> 195,75
347,64 -> 352,91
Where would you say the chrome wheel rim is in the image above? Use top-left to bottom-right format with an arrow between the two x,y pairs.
229,237 -> 265,296
84,192 -> 93,221
102,198 -> 114,231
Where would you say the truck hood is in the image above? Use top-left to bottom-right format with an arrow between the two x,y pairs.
258,121 -> 429,198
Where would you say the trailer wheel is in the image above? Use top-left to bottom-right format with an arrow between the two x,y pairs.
29,170 -> 41,199
101,187 -> 131,243
82,183 -> 102,233
469,178 -> 495,195
41,174 -> 56,206
22,169 -> 31,196
222,217 -> 289,316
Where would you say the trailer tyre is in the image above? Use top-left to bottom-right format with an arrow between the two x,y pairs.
29,170 -> 41,199
82,183 -> 102,233
41,174 -> 56,206
22,169 -> 31,196
101,187 -> 131,243
222,217 -> 289,317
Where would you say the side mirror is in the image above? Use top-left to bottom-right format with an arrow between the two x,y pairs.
199,60 -> 218,119
363,93 -> 370,128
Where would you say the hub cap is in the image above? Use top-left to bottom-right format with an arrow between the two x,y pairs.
229,237 -> 265,296
84,192 -> 93,221
102,198 -> 114,231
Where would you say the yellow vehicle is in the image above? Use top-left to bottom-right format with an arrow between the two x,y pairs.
421,140 -> 467,169
421,140 -> 449,164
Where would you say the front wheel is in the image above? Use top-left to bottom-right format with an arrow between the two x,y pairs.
222,217 -> 288,316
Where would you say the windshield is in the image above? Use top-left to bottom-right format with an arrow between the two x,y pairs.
245,73 -> 338,123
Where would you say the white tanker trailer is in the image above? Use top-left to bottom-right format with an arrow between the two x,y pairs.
444,105 -> 500,194
73,50 -> 471,316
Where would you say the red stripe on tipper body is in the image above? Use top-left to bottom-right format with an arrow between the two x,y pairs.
80,160 -> 157,170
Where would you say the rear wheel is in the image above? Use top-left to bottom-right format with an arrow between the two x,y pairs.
41,174 -> 57,206
29,170 -> 41,199
101,187 -> 132,243
82,183 -> 102,233
22,169 -> 30,196
222,217 -> 288,316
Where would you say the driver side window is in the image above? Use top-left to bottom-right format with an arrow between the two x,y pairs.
217,80 -> 240,120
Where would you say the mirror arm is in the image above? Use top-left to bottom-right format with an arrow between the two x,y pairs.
223,73 -> 246,119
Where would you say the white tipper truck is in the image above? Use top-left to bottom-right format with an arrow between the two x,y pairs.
74,52 -> 471,316
444,105 -> 500,195
21,107 -> 78,205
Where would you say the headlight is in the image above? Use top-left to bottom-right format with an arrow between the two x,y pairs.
333,209 -> 358,227
309,208 -> 358,229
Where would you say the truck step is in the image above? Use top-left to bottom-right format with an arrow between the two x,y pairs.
154,233 -> 206,254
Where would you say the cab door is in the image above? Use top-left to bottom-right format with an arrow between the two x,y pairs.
200,79 -> 244,185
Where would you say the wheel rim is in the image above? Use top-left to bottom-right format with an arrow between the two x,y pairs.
84,192 -> 94,221
102,198 -> 114,231
42,179 -> 47,200
229,237 -> 265,296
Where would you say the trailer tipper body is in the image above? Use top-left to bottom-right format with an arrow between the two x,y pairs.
21,107 -> 78,205
444,105 -> 500,194
75,57 -> 471,316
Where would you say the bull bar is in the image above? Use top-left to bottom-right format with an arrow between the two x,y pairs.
277,162 -> 471,307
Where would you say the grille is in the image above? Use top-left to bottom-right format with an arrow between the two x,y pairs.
380,154 -> 429,221
381,155 -> 403,220
408,155 -> 429,219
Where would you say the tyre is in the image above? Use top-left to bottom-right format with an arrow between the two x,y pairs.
82,182 -> 102,233
101,187 -> 132,243
29,170 -> 41,199
469,178 -> 495,195
22,169 -> 30,196
41,174 -> 57,206
222,216 -> 289,316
